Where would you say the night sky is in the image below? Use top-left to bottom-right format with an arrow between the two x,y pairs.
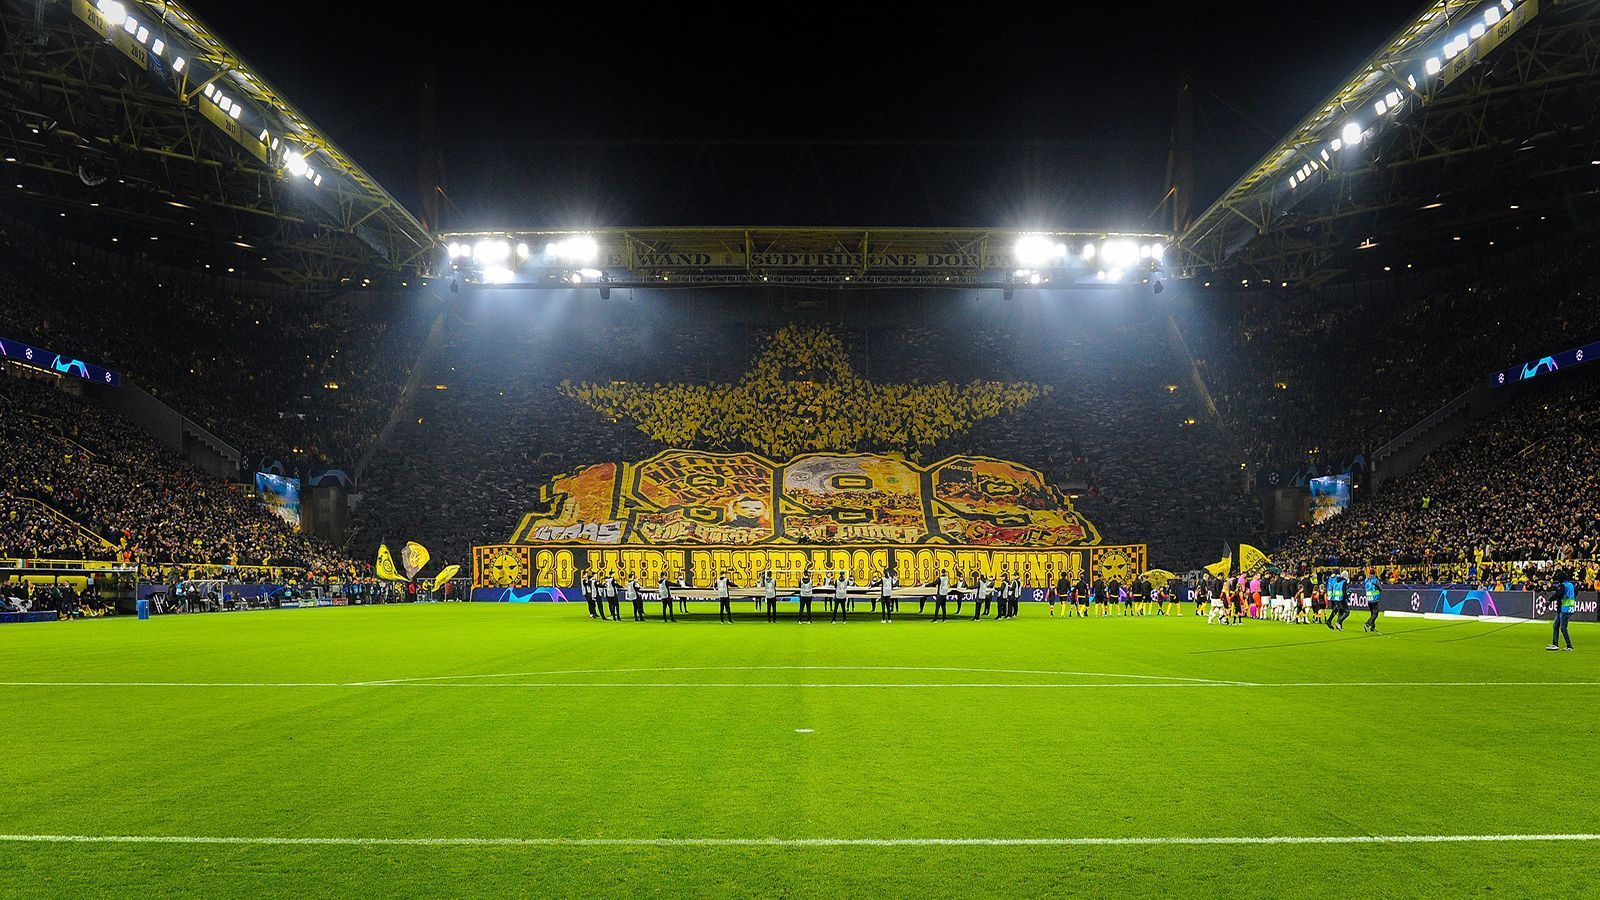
186,2 -> 1413,230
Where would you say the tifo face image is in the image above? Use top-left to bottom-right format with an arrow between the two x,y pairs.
2,0 -> 1598,897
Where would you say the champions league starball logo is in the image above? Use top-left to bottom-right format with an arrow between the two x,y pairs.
1410,592 -> 1422,612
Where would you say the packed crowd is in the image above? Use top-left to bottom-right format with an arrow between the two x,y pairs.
1274,373 -> 1600,568
354,291 -> 1259,568
561,324 -> 1047,458
1176,241 -> 1600,478
0,229 -> 435,469
0,372 -> 353,569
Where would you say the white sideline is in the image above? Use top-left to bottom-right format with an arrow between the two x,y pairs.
1,832 -> 1598,848
2,680 -> 1598,689
350,665 -> 1244,686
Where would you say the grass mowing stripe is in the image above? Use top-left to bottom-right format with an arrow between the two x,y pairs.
3,680 -> 1597,688
3,833 -> 1599,847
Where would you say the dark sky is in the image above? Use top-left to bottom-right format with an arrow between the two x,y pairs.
186,2 -> 1415,230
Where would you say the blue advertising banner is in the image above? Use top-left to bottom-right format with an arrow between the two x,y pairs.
1381,587 -> 1598,621
0,335 -> 121,386
1490,339 -> 1600,388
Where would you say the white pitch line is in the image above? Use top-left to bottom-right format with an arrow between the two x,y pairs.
3,680 -> 1600,689
348,666 -> 1245,686
1,833 -> 1598,848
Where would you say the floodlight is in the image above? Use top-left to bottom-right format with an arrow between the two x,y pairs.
1320,148 -> 1330,162
172,56 -> 185,73
1106,268 -> 1124,282
474,239 -> 511,265
96,1 -> 125,18
1341,122 -> 1362,146
1425,56 -> 1441,74
1081,242 -> 1096,260
203,82 -> 214,98
284,151 -> 308,177
1374,99 -> 1387,116
1151,243 -> 1165,262
229,104 -> 242,120
483,267 -> 515,284
1469,23 -> 1485,39
123,15 -> 137,35
136,26 -> 149,44
1484,6 -> 1501,25
547,235 -> 599,262
516,243 -> 530,259
579,267 -> 603,279
1101,240 -> 1138,267
1330,138 -> 1343,152
151,39 -> 164,55
1013,234 -> 1061,267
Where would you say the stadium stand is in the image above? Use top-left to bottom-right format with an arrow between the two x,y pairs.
1273,371 -> 1600,572
1174,240 -> 1600,479
0,228 -> 437,470
0,370 -> 351,571
352,291 -> 1260,568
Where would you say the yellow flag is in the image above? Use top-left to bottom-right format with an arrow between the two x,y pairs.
1238,544 -> 1271,572
401,541 -> 431,580
1141,569 -> 1177,590
1204,554 -> 1231,578
375,543 -> 405,582
430,565 -> 461,592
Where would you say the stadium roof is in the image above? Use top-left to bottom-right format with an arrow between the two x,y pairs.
0,0 -> 434,288
1178,0 -> 1600,287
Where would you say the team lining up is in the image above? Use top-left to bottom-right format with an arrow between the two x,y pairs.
574,569 -> 1384,629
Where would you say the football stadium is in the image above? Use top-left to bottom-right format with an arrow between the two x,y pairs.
2,0 -> 1599,896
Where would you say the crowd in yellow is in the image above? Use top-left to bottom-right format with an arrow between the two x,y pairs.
561,325 -> 1045,459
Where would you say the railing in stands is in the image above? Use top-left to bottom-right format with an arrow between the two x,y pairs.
1372,386 -> 1475,463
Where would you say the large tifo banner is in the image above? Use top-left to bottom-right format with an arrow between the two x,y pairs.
510,450 -> 1101,547
471,543 -> 1148,599
254,472 -> 301,529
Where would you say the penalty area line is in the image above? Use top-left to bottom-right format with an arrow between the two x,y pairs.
1,833 -> 1599,848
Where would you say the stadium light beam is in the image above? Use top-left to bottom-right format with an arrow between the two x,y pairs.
1340,122 -> 1362,147
1013,234 -> 1064,267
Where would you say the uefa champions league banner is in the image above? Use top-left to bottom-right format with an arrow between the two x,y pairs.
1379,587 -> 1598,621
471,543 -> 1148,601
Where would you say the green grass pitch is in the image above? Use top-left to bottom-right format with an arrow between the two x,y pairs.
2,603 -> 1596,898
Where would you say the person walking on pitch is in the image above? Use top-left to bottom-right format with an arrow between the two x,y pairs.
878,570 -> 896,622
1363,571 -> 1383,632
1326,571 -> 1349,630
1548,572 -> 1577,651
